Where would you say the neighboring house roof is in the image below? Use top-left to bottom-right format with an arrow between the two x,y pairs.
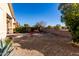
8,3 -> 15,20
8,3 -> 19,27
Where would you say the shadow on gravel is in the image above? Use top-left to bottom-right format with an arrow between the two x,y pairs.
13,32 -> 79,56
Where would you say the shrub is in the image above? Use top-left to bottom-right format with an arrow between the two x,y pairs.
54,24 -> 61,30
47,25 -> 53,29
59,3 -> 79,43
14,25 -> 31,33
14,26 -> 26,33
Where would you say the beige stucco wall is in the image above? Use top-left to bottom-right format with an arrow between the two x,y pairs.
0,3 -> 12,17
0,3 -> 13,40
0,8 -> 6,40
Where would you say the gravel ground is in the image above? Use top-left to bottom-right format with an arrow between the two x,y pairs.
9,32 -> 79,56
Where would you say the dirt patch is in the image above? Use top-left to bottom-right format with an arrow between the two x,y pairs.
9,32 -> 79,56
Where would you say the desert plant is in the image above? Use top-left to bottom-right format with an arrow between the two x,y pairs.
0,38 -> 13,56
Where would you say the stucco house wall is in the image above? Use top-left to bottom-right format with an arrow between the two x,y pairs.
0,3 -> 15,40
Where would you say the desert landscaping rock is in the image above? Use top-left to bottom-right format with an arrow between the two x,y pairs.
9,32 -> 79,56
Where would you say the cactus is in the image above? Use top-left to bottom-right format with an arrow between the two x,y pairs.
0,37 -> 13,56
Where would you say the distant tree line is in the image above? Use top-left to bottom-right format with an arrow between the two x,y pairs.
14,21 -> 67,33
14,21 -> 46,33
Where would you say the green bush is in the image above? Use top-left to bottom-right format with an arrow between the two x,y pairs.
54,24 -> 61,30
59,3 -> 79,43
14,24 -> 31,33
14,26 -> 27,33
47,25 -> 53,29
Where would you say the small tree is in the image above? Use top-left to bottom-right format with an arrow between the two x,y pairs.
24,24 -> 31,32
59,3 -> 79,43
34,21 -> 46,32
54,24 -> 61,30
24,24 -> 30,27
47,25 -> 53,29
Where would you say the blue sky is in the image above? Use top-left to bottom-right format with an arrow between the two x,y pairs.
12,3 -> 64,26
